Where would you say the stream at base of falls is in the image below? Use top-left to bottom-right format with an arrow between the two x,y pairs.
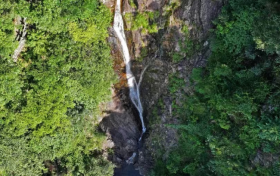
114,164 -> 141,176
114,138 -> 144,176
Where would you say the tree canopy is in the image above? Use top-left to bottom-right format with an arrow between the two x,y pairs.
152,0 -> 280,175
0,0 -> 115,175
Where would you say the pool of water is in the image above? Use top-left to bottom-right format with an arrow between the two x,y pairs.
114,164 -> 141,176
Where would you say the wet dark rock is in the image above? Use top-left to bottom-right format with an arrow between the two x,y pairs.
100,96 -> 141,165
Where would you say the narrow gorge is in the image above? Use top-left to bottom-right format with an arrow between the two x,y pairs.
113,0 -> 146,140
100,0 -> 224,175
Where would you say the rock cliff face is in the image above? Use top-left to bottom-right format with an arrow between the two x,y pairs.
123,0 -> 224,110
101,0 -> 224,175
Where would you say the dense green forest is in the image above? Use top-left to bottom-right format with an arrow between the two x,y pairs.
153,0 -> 280,175
0,0 -> 114,175
1,0 -> 280,175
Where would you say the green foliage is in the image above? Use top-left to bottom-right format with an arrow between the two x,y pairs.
0,0 -> 114,175
129,0 -> 137,8
14,0 -> 100,33
68,6 -> 111,44
162,1 -> 180,18
131,12 -> 159,34
136,47 -> 148,61
212,0 -> 280,55
152,0 -> 280,175
168,73 -> 184,95
0,2 -> 18,58
172,25 -> 198,63
171,53 -> 182,63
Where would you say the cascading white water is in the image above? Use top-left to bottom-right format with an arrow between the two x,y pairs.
113,0 -> 146,141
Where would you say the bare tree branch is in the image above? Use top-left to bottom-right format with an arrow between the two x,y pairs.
137,49 -> 158,89
13,17 -> 27,62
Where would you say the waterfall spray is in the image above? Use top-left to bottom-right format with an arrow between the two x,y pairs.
113,0 -> 146,141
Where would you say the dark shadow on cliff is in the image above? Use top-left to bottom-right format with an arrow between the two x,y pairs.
99,81 -> 143,165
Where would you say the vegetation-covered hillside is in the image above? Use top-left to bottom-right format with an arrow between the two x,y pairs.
1,0 -> 280,175
0,0 -> 114,175
152,0 -> 280,175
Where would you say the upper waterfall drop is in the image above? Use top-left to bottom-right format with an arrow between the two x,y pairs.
113,0 -> 146,140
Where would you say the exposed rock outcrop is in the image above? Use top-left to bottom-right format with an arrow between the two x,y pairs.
117,0 -> 224,110
121,0 -> 224,175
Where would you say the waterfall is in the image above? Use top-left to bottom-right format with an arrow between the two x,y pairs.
113,0 -> 146,141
